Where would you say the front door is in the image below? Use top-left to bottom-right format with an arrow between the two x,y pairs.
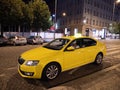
63,39 -> 88,70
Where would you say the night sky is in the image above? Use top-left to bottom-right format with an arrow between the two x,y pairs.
45,0 -> 55,14
23,0 -> 55,14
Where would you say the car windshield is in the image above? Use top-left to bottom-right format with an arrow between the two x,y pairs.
8,36 -> 15,39
43,38 -> 70,50
28,36 -> 35,39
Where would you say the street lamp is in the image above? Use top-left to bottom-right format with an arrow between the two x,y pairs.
111,0 -> 120,35
62,12 -> 66,17
112,0 -> 120,22
116,0 -> 120,3
83,19 -> 87,24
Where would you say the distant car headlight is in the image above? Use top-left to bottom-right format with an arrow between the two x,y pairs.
25,60 -> 39,66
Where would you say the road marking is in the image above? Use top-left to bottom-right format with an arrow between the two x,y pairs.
7,67 -> 17,70
107,45 -> 120,49
0,67 -> 17,77
107,45 -> 120,48
98,63 -> 120,73
48,86 -> 74,90
107,48 -> 120,51
113,54 -> 120,59
107,50 -> 120,55
116,68 -> 120,72
0,74 -> 5,77
68,68 -> 79,75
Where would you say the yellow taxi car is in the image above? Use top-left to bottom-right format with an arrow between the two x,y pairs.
18,36 -> 106,80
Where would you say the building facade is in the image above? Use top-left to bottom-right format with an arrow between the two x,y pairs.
57,0 -> 119,38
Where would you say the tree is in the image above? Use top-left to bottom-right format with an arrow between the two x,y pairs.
114,22 -> 120,39
0,0 -> 11,36
0,0 -> 25,35
9,0 -> 25,32
0,0 -> 51,36
22,1 -> 34,31
32,0 -> 51,31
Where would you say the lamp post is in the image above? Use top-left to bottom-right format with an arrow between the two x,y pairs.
112,1 -> 116,22
62,12 -> 68,36
53,0 -> 57,39
55,0 -> 57,29
111,0 -> 120,35
112,0 -> 120,23
0,24 -> 1,35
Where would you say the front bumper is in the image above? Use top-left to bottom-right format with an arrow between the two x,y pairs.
18,64 -> 43,79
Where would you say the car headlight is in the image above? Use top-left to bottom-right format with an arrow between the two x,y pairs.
25,60 -> 39,66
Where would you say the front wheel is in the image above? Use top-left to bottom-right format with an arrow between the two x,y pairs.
13,42 -> 16,46
42,63 -> 60,80
94,54 -> 103,65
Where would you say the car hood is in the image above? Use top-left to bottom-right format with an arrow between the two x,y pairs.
21,47 -> 59,60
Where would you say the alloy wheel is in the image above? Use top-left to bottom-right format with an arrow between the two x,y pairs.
46,65 -> 59,80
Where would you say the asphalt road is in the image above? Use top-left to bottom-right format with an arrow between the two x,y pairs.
0,39 -> 120,90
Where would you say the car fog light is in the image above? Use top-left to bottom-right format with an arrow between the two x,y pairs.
24,72 -> 34,76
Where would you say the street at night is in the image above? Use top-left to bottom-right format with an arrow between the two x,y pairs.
0,39 -> 120,90
0,0 -> 120,90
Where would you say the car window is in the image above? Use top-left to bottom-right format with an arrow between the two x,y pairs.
82,38 -> 97,47
29,36 -> 34,39
9,36 -> 15,39
44,38 -> 70,50
67,39 -> 82,49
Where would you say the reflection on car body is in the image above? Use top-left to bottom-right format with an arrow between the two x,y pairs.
18,36 -> 106,80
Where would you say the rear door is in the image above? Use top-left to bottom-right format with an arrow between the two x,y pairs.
82,38 -> 98,62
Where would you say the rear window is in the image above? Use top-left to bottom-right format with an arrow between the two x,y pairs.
83,38 -> 97,47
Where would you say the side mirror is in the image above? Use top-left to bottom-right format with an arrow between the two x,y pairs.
66,46 -> 75,51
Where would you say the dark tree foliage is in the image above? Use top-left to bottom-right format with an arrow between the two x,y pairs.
0,0 -> 51,36
114,22 -> 120,39
31,0 -> 51,31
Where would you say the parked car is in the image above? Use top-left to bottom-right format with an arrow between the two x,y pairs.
18,36 -> 106,80
27,36 -> 44,44
0,35 -> 8,46
8,36 -> 27,46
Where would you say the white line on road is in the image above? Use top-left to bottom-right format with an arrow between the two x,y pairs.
7,67 -> 17,70
0,67 -> 17,77
116,68 -> 120,72
107,50 -> 120,55
68,68 -> 79,75
0,74 -> 5,77
113,54 -> 120,59
107,47 -> 120,51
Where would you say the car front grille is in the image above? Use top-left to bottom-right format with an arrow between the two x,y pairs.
18,58 -> 25,65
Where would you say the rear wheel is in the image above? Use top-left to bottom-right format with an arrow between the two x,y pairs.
94,54 -> 103,65
42,63 -> 61,80
13,42 -> 16,46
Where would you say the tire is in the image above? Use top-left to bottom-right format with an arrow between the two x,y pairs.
13,42 -> 16,46
40,43 -> 43,45
94,54 -> 103,65
42,63 -> 61,80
